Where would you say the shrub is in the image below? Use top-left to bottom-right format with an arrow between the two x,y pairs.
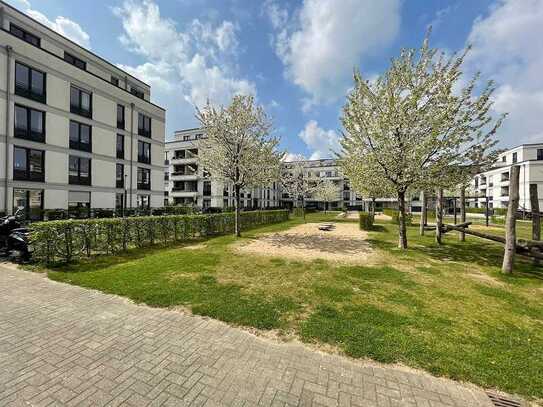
491,215 -> 505,225
493,208 -> 508,216
384,209 -> 412,225
30,210 -> 289,264
359,212 -> 374,230
293,207 -> 304,217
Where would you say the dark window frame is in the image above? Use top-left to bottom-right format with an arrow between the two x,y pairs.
117,104 -> 125,129
512,152 -> 518,163
14,104 -> 45,143
137,113 -> 152,138
15,61 -> 46,103
537,149 -> 543,161
9,23 -> 40,47
116,134 -> 125,159
137,167 -> 151,190
69,156 -> 92,186
116,163 -> 124,188
70,86 -> 92,118
138,140 -> 151,164
130,86 -> 145,99
13,146 -> 45,182
69,121 -> 92,152
111,76 -> 120,87
64,52 -> 86,70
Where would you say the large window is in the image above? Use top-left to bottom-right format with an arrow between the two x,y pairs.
116,134 -> 125,159
138,141 -> 151,164
111,76 -> 120,87
138,113 -> 151,137
10,23 -> 40,47
64,52 -> 86,70
14,105 -> 45,143
13,147 -> 44,182
537,149 -> 543,161
70,86 -> 92,118
117,104 -> 125,129
116,164 -> 124,188
69,121 -> 92,152
15,62 -> 46,103
13,189 -> 43,221
137,168 -> 151,190
137,195 -> 150,209
130,86 -> 144,99
69,156 -> 91,185
512,152 -> 518,163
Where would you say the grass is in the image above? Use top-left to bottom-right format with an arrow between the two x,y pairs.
43,212 -> 543,400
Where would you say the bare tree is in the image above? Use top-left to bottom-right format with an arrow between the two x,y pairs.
197,95 -> 283,237
340,31 -> 504,249
314,180 -> 339,213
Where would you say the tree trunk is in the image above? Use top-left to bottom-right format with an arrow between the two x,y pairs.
398,190 -> 408,249
435,188 -> 443,244
234,184 -> 241,237
371,197 -> 376,216
301,197 -> 306,222
502,165 -> 520,274
419,191 -> 426,236
530,183 -> 540,266
459,187 -> 466,242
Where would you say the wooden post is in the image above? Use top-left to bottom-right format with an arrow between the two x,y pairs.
530,183 -> 540,266
459,187 -> 466,242
502,165 -> 520,274
419,191 -> 426,236
435,188 -> 443,244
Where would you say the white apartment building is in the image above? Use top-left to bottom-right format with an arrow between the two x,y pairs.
164,128 -> 280,209
470,143 -> 543,211
164,129 -> 363,210
0,1 -> 165,217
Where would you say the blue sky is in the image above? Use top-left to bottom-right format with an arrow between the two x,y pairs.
7,0 -> 543,159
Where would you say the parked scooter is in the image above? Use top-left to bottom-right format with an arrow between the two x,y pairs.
0,208 -> 30,259
7,228 -> 32,260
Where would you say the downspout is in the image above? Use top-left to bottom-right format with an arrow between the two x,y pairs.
4,45 -> 12,215
129,103 -> 135,208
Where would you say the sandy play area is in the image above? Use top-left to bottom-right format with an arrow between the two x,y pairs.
236,222 -> 372,263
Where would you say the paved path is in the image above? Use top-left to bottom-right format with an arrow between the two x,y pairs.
0,264 -> 499,407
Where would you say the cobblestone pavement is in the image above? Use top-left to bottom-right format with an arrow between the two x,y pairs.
0,264 -> 499,407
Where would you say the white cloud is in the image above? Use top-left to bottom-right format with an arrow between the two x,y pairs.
8,0 -> 91,48
113,0 -> 256,134
265,0 -> 400,106
283,153 -> 306,162
298,120 -> 340,160
466,0 -> 543,146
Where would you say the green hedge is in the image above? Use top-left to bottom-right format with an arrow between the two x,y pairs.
30,210 -> 289,264
359,212 -> 374,230
384,209 -> 412,225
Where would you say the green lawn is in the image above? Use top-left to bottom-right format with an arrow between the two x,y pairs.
45,213 -> 543,400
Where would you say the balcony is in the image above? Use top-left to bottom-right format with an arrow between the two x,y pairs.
171,189 -> 198,197
171,172 -> 198,181
171,156 -> 198,165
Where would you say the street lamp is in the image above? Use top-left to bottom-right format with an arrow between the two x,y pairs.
124,174 -> 128,217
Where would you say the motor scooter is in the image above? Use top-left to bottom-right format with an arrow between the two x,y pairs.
0,208 -> 29,259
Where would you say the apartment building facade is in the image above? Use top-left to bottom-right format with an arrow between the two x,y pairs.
469,144 -> 543,211
164,128 -> 363,210
0,1 -> 165,217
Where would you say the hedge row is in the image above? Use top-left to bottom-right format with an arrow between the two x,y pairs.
359,212 -> 374,230
30,210 -> 289,264
383,208 -> 413,225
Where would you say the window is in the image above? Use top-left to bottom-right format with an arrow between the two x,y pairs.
69,121 -> 92,152
70,86 -> 92,118
116,134 -> 124,159
502,156 -> 506,162
203,181 -> 211,196
64,52 -> 86,70
512,152 -> 518,163
138,141 -> 151,164
130,86 -> 144,99
13,189 -> 44,220
14,105 -> 45,143
10,23 -> 40,47
537,149 -> 543,161
137,168 -> 151,190
138,113 -> 151,137
13,147 -> 44,182
69,156 -> 91,185
111,76 -> 120,87
117,104 -> 125,129
116,164 -> 124,188
137,195 -> 150,209
116,194 -> 124,211
68,191 -> 91,218
15,62 -> 46,103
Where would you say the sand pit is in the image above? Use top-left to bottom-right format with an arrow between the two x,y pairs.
236,222 -> 372,263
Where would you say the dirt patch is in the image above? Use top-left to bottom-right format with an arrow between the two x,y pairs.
181,243 -> 207,250
235,222 -> 372,264
466,272 -> 505,286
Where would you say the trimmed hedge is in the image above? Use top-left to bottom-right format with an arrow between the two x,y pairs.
359,212 -> 374,230
31,210 -> 289,264
383,208 -> 412,225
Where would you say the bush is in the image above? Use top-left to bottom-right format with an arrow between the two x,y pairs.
293,207 -> 304,217
384,209 -> 412,225
466,207 -> 487,214
491,215 -> 505,225
30,210 -> 289,264
493,208 -> 507,216
359,212 -> 374,230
